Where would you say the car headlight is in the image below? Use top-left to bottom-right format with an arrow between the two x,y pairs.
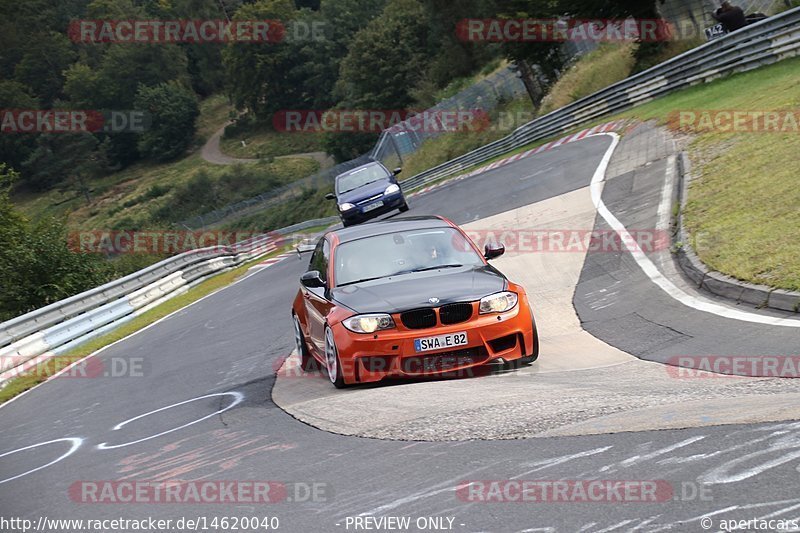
479,291 -> 518,314
339,202 -> 355,211
384,184 -> 400,195
342,313 -> 396,334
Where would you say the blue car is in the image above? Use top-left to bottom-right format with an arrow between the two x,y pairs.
326,161 -> 409,227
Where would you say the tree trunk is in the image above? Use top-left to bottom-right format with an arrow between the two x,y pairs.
514,59 -> 545,108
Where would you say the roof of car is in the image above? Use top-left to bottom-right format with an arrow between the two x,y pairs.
329,216 -> 452,244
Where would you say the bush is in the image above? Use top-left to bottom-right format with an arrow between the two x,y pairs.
152,165 -> 291,223
0,165 -> 115,320
135,82 -> 200,162
224,186 -> 337,232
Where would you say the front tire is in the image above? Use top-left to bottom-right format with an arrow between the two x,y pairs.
324,326 -> 347,388
293,314 -> 317,372
399,200 -> 410,212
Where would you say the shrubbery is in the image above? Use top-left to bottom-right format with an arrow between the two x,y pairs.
0,165 -> 115,321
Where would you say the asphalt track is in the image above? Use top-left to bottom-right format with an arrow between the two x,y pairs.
2,133 -> 800,532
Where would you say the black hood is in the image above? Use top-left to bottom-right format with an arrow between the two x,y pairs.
330,265 -> 506,314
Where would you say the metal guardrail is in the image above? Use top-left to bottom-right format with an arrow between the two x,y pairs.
397,7 -> 800,192
2,8 -> 798,383
0,231 -> 288,381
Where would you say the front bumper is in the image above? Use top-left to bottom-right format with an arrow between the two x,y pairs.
331,296 -> 536,384
340,193 -> 405,224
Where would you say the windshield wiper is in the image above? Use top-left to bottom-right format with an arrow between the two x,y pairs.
340,265 -> 464,286
337,275 -> 386,287
398,264 -> 464,274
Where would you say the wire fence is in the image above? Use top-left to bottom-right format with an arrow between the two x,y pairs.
369,68 -> 528,170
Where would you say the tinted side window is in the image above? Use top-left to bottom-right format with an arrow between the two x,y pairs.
308,239 -> 323,271
309,238 -> 329,282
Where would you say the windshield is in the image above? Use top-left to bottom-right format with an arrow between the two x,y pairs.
333,227 -> 484,286
336,164 -> 390,194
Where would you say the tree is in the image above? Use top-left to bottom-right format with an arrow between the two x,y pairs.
0,164 -> 113,321
328,0 -> 431,159
134,82 -> 200,161
334,0 -> 430,109
13,32 -> 76,107
493,0 -> 565,95
0,81 -> 40,173
222,0 -> 300,120
22,133 -> 111,197
418,0 -> 500,92
157,0 -> 228,97
63,43 -> 192,167
558,0 -> 666,71
301,0 -> 388,109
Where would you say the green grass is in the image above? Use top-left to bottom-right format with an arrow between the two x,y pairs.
11,92 -> 320,231
13,154 -> 319,230
611,57 -> 800,291
0,245 -> 291,404
219,128 -> 328,160
222,186 -> 338,232
403,53 -> 800,291
195,94 -> 234,145
539,43 -> 637,116
532,56 -> 800,292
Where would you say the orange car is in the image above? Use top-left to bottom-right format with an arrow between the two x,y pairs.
291,216 -> 538,388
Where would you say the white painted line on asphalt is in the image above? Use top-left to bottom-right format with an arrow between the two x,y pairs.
0,437 -> 83,485
589,133 -> 800,328
96,391 -> 244,450
657,155 -> 676,232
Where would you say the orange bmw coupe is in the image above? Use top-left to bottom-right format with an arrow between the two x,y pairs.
291,216 -> 539,388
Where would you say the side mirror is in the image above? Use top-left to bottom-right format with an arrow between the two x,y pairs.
300,270 -> 325,288
484,243 -> 505,260
325,192 -> 336,200
393,167 -> 402,176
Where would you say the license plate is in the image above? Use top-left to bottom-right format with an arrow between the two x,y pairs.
414,332 -> 468,353
705,23 -> 726,41
363,200 -> 383,212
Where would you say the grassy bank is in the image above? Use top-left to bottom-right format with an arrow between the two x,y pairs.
613,56 -> 800,291
397,43 -> 640,180
220,128 -> 327,160
12,92 -> 321,231
13,155 -> 319,231
398,54 -> 800,292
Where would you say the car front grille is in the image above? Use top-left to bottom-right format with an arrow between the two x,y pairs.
400,302 -> 475,329
439,303 -> 473,325
357,193 -> 384,205
400,308 -> 437,329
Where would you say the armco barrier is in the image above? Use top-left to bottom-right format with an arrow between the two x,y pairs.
0,232 -> 286,382
2,9 -> 799,385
